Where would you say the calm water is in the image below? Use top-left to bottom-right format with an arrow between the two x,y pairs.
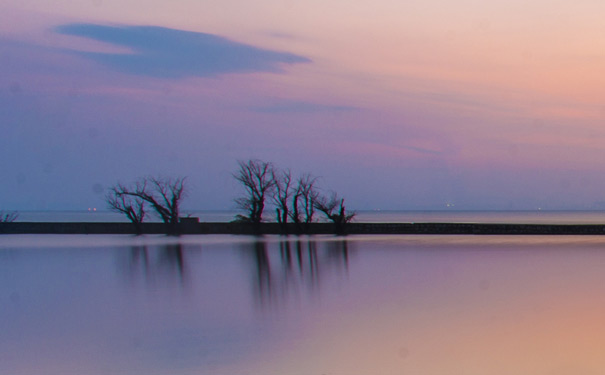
3,234 -> 605,374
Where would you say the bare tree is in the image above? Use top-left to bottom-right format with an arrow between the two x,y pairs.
272,168 -> 293,232
289,174 -> 319,232
0,211 -> 18,223
110,176 -> 187,234
133,176 -> 187,227
315,192 -> 356,234
299,174 -> 319,224
233,159 -> 275,224
106,183 -> 146,234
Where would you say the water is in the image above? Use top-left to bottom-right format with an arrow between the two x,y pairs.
14,210 -> 237,223
13,209 -> 605,224
3,234 -> 605,374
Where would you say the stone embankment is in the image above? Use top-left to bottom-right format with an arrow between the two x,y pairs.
2,221 -> 605,235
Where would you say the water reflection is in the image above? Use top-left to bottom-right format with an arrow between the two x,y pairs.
9,235 -> 605,374
243,237 -> 352,310
120,243 -> 190,287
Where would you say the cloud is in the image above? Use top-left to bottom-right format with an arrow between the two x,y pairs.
55,24 -> 311,78
252,101 -> 358,113
263,31 -> 301,40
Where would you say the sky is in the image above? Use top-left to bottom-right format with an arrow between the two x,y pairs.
2,0 -> 605,211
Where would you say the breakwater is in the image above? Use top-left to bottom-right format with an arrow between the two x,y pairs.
2,222 -> 605,235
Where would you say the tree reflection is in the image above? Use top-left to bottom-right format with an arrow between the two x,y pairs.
243,236 -> 353,310
253,240 -> 272,306
117,236 -> 351,309
120,243 -> 189,287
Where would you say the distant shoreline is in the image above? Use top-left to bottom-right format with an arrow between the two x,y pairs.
11,210 -> 605,226
2,222 -> 605,235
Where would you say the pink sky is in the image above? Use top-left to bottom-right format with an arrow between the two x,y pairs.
2,0 -> 605,210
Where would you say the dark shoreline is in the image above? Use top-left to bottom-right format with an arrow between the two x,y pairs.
2,222 -> 605,235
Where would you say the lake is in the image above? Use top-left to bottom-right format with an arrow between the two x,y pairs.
2,234 -> 605,374
13,209 -> 605,224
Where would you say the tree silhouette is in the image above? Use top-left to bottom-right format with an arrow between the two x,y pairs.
106,183 -> 146,234
315,192 -> 356,234
233,159 -> 275,225
0,211 -> 18,223
232,159 -> 356,235
290,173 -> 319,233
272,168 -> 293,233
108,176 -> 187,234
135,177 -> 186,226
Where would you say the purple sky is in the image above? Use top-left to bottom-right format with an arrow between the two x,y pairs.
3,2 -> 605,211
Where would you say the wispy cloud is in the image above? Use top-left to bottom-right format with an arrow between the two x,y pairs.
252,100 -> 358,114
55,24 -> 311,78
262,31 -> 301,40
